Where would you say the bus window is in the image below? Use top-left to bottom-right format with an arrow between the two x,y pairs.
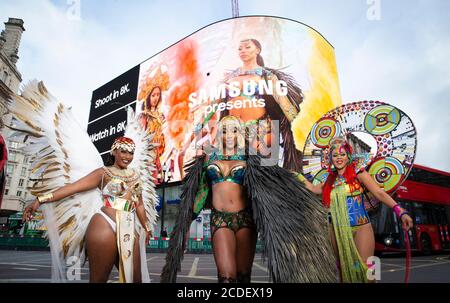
445,207 -> 450,225
371,204 -> 398,234
412,203 -> 430,225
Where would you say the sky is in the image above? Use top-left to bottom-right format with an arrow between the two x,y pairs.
0,0 -> 449,171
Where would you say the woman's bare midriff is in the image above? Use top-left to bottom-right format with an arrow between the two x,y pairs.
210,160 -> 248,212
211,182 -> 248,212
226,74 -> 267,122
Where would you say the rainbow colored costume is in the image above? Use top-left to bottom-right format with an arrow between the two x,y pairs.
329,174 -> 370,228
328,169 -> 370,283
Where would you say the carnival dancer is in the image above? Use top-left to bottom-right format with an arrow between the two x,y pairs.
161,115 -> 338,283
9,81 -> 158,283
299,137 -> 414,282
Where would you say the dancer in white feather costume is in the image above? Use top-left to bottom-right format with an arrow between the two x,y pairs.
8,81 -> 159,283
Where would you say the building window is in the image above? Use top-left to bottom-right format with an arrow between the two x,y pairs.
4,189 -> 8,196
6,177 -> 11,186
18,178 -> 24,187
9,141 -> 19,149
16,190 -> 22,197
21,167 -> 27,176
23,156 -> 28,164
9,151 -> 16,161
6,164 -> 13,175
2,71 -> 8,83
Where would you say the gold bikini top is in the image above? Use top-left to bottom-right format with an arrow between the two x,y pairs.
101,166 -> 142,212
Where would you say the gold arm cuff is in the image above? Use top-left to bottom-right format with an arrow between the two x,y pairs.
37,193 -> 54,204
144,222 -> 152,233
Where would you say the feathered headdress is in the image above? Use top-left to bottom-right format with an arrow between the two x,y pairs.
138,65 -> 170,101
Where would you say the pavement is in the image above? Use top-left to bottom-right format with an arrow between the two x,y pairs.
0,250 -> 449,283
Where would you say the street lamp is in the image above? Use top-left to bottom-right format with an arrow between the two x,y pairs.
159,162 -> 172,239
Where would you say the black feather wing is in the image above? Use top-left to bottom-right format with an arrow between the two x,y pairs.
160,156 -> 205,282
244,155 -> 338,282
266,68 -> 304,172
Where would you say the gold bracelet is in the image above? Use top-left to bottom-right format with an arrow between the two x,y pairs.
37,193 -> 54,204
144,222 -> 152,233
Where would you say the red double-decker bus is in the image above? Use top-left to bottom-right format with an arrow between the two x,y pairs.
372,164 -> 450,255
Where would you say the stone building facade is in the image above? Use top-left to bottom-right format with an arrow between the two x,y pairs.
0,18 -> 29,226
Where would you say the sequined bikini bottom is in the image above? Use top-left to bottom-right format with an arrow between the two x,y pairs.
210,207 -> 255,237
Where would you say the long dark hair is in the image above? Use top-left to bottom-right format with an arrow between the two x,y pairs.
249,39 -> 265,67
105,153 -> 115,166
143,86 -> 162,111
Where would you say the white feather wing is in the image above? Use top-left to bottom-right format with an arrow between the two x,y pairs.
8,80 -> 103,279
124,107 -> 159,233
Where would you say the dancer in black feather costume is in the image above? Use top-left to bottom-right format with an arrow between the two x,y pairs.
161,115 -> 338,283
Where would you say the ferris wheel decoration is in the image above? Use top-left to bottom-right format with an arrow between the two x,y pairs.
302,100 -> 417,210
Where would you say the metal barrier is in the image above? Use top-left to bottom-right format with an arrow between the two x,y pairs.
0,235 -> 264,253
0,234 -> 49,248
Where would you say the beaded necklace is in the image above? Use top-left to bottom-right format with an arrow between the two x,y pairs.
227,67 -> 272,79
103,166 -> 139,183
332,173 -> 364,196
334,175 -> 346,187
209,152 -> 247,161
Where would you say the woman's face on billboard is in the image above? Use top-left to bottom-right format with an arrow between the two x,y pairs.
150,87 -> 161,108
238,40 -> 260,63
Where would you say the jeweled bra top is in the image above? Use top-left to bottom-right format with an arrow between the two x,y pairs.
226,67 -> 271,79
206,152 -> 247,186
102,166 -> 142,212
225,67 -> 273,100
